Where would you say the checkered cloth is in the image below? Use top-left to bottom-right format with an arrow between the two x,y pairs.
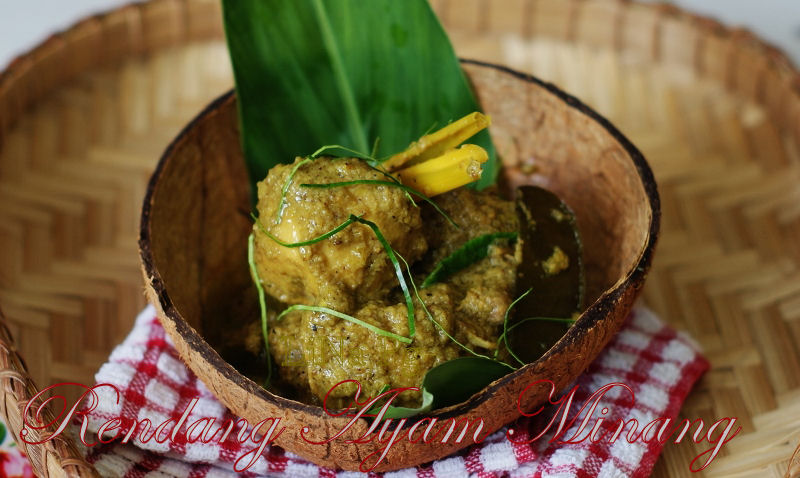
78,304 -> 708,477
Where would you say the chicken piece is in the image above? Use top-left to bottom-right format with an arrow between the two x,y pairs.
253,156 -> 427,313
422,188 -> 519,263
421,188 -> 521,342
272,289 -> 460,409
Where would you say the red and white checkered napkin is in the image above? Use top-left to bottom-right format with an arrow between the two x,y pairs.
80,304 -> 708,477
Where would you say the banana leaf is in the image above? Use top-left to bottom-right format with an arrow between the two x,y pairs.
221,0 -> 497,205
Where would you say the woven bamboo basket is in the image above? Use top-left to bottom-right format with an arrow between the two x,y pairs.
0,0 -> 798,476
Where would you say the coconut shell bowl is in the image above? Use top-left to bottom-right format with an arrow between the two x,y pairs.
138,59 -> 660,472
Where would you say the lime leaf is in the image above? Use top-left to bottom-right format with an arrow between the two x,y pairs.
424,357 -> 510,409
376,357 -> 510,419
221,0 -> 497,205
377,388 -> 434,419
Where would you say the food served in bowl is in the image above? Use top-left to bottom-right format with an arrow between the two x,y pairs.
139,60 -> 659,471
241,113 -> 583,411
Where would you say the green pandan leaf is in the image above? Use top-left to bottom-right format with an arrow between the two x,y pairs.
221,0 -> 497,205
421,232 -> 517,288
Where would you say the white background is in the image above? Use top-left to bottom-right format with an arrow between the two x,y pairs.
1,1 -> 799,69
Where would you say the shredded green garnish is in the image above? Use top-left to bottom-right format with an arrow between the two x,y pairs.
293,145 -> 420,208
499,316 -> 575,367
421,232 -> 518,288
312,146 -> 419,206
503,315 -> 576,340
275,146 -> 406,225
509,317 -> 576,328
397,253 -> 514,369
299,180 -> 457,228
360,161 -> 418,207
248,233 -> 272,385
253,213 -> 357,248
275,157 -> 313,225
276,304 -> 412,344
499,288 -> 531,366
253,212 -> 416,341
311,144 -> 378,162
273,144 -> 468,231
496,288 -> 576,366
350,215 -> 416,339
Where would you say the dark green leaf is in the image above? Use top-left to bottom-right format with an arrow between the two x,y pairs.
421,232 -> 517,288
373,388 -> 434,419
221,0 -> 497,206
277,304 -> 411,344
423,357 -> 511,409
375,357 -> 510,418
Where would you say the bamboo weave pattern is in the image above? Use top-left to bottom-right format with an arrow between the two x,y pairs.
0,0 -> 798,476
